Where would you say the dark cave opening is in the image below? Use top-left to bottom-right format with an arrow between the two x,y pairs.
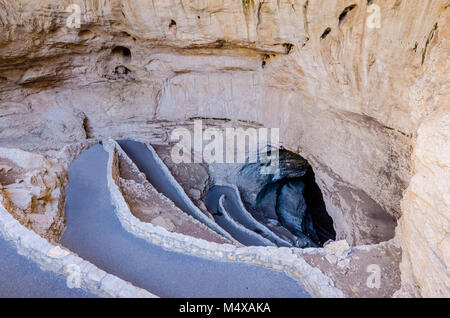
235,148 -> 336,248
302,166 -> 336,245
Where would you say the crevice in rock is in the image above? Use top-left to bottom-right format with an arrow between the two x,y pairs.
338,4 -> 357,25
78,29 -> 94,38
82,116 -> 91,139
320,27 -> 332,39
257,2 -> 263,28
283,43 -> 294,54
261,54 -> 270,68
303,0 -> 310,36
422,22 -> 438,64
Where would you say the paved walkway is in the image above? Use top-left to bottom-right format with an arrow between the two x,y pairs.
205,192 -> 272,246
60,144 -> 310,297
0,237 -> 94,298
206,185 -> 292,247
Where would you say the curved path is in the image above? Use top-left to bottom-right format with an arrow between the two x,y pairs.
116,140 -> 234,242
0,237 -> 94,298
205,194 -> 273,246
206,185 -> 292,247
60,144 -> 310,297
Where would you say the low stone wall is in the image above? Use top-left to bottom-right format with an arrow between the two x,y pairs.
214,183 -> 292,247
0,153 -> 156,298
104,139 -> 343,298
217,195 -> 275,246
143,141 -> 236,242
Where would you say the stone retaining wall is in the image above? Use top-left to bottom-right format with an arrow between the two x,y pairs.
144,141 -> 236,242
214,183 -> 293,247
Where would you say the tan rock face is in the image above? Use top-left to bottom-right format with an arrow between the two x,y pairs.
0,0 -> 448,296
400,107 -> 450,297
0,147 -> 67,242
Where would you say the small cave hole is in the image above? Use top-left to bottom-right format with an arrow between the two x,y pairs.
78,29 -> 93,38
302,37 -> 310,47
169,19 -> 177,28
111,46 -> 132,62
113,65 -> 134,81
215,39 -> 226,48
115,65 -> 130,75
261,54 -> 270,69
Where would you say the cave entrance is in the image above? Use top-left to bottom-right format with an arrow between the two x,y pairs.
147,120 -> 337,248
232,148 -> 336,248
301,165 -> 336,245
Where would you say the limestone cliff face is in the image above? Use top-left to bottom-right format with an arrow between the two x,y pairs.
398,20 -> 449,297
400,107 -> 450,297
0,0 -> 448,296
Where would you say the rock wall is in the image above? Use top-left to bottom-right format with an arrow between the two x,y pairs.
400,105 -> 450,297
0,142 -> 95,242
0,0 -> 448,296
398,15 -> 449,297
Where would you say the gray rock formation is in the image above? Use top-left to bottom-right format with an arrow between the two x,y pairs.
236,149 -> 333,247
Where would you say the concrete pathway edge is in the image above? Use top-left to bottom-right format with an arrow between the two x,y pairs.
213,183 -> 293,247
217,195 -> 275,246
0,151 -> 156,298
143,142 -> 237,242
104,139 -> 343,298
114,139 -> 238,245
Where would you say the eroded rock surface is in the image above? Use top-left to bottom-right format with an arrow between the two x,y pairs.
298,239 -> 402,298
399,107 -> 450,297
0,142 -> 94,242
0,0 -> 448,297
0,147 -> 67,242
